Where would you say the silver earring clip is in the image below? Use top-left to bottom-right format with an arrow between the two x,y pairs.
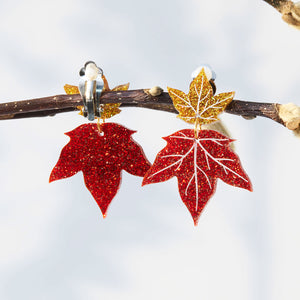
78,61 -> 104,121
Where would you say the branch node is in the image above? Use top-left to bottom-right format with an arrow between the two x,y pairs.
145,86 -> 164,97
281,1 -> 300,29
242,115 -> 257,120
278,103 -> 300,134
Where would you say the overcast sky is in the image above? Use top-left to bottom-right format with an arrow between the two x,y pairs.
0,0 -> 300,299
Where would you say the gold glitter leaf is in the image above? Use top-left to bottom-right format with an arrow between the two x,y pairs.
64,84 -> 79,95
64,84 -> 84,115
100,80 -> 129,120
112,83 -> 130,92
63,77 -> 130,120
168,69 -> 235,125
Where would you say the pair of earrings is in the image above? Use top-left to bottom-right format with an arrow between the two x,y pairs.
50,63 -> 252,225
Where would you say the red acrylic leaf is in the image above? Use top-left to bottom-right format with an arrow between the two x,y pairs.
143,129 -> 252,225
50,122 -> 151,217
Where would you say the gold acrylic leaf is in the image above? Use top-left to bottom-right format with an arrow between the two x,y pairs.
100,79 -> 129,120
168,69 -> 235,125
112,83 -> 130,91
64,84 -> 84,116
64,84 -> 79,95
63,76 -> 130,120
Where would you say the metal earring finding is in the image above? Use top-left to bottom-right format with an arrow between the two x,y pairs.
78,62 -> 104,121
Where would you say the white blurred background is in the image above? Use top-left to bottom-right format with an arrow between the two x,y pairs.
0,0 -> 299,299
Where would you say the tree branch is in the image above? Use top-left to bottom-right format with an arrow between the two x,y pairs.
263,0 -> 291,11
263,0 -> 300,29
0,89 -> 289,128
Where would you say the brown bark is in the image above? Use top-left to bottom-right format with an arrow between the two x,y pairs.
263,0 -> 300,28
0,90 -> 285,127
263,0 -> 291,12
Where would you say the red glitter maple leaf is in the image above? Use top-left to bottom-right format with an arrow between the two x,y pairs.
143,129 -> 252,225
50,123 -> 151,217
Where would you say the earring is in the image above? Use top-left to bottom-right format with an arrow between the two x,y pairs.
50,62 -> 151,218
143,68 -> 252,225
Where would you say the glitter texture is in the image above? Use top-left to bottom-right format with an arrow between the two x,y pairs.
64,75 -> 129,120
168,69 -> 235,125
50,123 -> 151,217
143,129 -> 252,225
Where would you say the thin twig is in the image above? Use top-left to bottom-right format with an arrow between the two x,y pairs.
0,90 -> 285,127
